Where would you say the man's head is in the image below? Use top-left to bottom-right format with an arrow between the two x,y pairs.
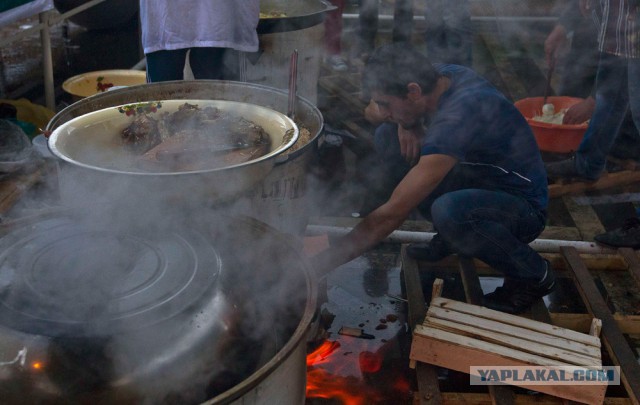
362,43 -> 441,99
362,43 -> 443,128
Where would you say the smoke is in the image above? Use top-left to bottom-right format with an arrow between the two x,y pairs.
0,80 -> 321,404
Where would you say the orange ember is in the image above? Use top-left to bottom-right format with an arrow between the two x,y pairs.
306,368 -> 378,405
306,340 -> 393,404
306,340 -> 341,367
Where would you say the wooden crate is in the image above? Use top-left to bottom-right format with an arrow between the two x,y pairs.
410,291 -> 607,405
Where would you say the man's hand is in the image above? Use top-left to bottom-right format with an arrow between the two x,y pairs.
398,125 -> 423,166
364,99 -> 386,126
563,97 -> 594,125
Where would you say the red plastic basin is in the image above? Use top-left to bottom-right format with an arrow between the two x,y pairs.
514,96 -> 589,153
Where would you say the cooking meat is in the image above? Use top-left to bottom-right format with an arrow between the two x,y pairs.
121,102 -> 272,171
121,113 -> 161,154
164,102 -> 221,134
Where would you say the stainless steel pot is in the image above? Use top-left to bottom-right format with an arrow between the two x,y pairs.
0,212 -> 317,404
48,98 -> 298,204
46,81 -> 324,233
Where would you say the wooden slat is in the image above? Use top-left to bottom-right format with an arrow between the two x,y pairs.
412,253 -> 628,272
431,297 -> 601,347
477,30 -> 527,101
401,245 -> 443,405
456,258 -> 517,405
549,171 -> 640,198
561,246 -> 640,405
424,315 -> 601,367
413,324 -> 576,367
563,196 -> 607,242
618,247 -> 640,287
436,392 -> 632,405
457,257 -> 484,305
411,326 -> 608,405
427,305 -> 601,361
551,312 -> 640,335
540,225 -> 583,242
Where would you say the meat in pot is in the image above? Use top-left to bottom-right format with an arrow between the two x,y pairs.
121,102 -> 271,171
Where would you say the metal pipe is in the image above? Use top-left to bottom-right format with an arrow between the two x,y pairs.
341,13 -> 558,23
305,224 -> 618,255
39,10 -> 55,111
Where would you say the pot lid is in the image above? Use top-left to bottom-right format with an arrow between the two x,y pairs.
0,216 -> 221,337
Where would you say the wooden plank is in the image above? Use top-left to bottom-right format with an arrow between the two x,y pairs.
411,326 -> 607,405
401,245 -> 443,405
551,312 -> 640,335
431,297 -> 601,347
476,30 -> 527,101
318,75 -> 367,115
423,318 -> 602,367
437,392 -> 632,405
540,225 -> 582,241
457,257 -> 484,305
563,196 -> 607,242
422,253 -> 628,272
413,324 -> 576,367
456,257 -> 517,405
427,306 -> 601,361
549,171 -> 640,198
561,246 -> 640,405
596,269 -> 640,316
618,247 -> 640,287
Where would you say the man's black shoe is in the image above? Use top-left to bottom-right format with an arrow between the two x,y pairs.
545,156 -> 597,182
483,260 -> 556,314
406,234 -> 453,262
594,217 -> 640,249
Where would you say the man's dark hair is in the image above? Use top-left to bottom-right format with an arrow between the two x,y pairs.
362,43 -> 441,99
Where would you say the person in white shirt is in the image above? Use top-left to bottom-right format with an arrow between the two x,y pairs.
139,0 -> 259,82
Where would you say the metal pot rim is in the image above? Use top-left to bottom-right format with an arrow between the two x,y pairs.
48,99 -> 299,176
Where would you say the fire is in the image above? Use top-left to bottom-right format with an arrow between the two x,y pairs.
306,368 -> 373,405
306,340 -> 341,367
31,362 -> 43,371
306,340 -> 411,404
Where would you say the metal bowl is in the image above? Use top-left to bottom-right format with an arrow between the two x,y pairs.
62,69 -> 147,99
258,0 -> 335,33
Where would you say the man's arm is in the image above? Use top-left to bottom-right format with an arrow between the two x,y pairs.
312,153 -> 458,276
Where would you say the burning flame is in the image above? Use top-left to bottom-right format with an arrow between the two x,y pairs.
306,340 -> 411,404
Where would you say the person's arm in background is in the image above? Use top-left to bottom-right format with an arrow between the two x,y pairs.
563,0 -> 597,124
545,0 -> 596,124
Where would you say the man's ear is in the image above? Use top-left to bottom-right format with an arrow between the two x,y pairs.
407,82 -> 422,101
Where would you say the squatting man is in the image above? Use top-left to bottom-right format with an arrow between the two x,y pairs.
312,43 -> 555,314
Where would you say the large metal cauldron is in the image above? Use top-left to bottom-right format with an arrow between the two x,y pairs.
249,0 -> 335,103
46,80 -> 324,234
0,211 -> 317,404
